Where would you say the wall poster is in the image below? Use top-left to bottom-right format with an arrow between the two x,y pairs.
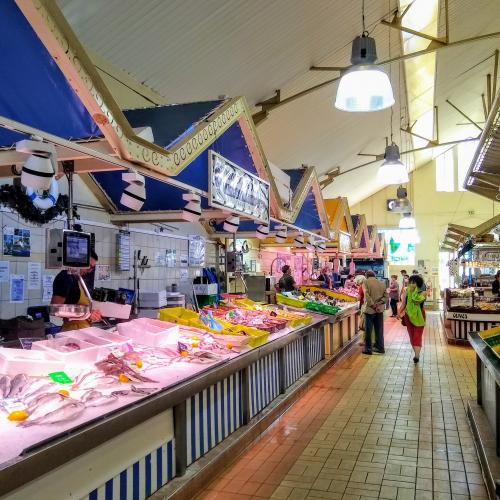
3,227 -> 31,257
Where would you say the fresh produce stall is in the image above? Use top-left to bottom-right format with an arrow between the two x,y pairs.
0,309 -> 332,499
443,288 -> 500,342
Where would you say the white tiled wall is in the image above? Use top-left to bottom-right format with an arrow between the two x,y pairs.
0,208 -> 216,319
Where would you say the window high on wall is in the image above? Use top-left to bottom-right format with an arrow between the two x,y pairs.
457,140 -> 479,191
435,148 -> 454,192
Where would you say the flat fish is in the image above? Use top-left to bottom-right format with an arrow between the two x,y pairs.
22,382 -> 55,403
20,401 -> 85,427
0,375 -> 11,399
81,390 -> 117,407
8,373 -> 28,398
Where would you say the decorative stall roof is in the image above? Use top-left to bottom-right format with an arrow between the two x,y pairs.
465,88 -> 500,202
440,213 -> 500,251
0,0 -> 101,173
351,214 -> 370,251
323,197 -> 354,244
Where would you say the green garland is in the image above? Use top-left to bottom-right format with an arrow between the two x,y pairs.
0,183 -> 69,225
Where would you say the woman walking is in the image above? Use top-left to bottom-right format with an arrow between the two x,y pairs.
388,274 -> 399,318
399,275 -> 426,363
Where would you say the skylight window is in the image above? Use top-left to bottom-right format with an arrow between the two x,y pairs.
457,140 -> 479,191
435,148 -> 455,192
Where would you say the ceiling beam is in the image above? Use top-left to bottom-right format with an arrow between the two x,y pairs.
380,13 -> 446,45
253,29 -> 500,122
446,100 -> 483,132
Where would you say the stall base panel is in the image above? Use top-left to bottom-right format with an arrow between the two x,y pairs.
481,363 -> 497,434
84,440 -> 175,500
285,338 -> 305,388
308,328 -> 323,368
186,371 -> 244,466
249,352 -> 280,418
451,319 -> 500,340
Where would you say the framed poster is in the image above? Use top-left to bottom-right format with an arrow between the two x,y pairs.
3,227 -> 31,257
208,150 -> 270,224
188,236 -> 205,267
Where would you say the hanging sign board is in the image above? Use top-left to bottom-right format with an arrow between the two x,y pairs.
208,150 -> 270,224
339,233 -> 351,254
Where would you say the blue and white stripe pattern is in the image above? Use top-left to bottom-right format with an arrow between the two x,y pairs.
249,351 -> 280,418
284,338 -> 305,388
186,371 -> 243,465
84,440 -> 175,500
308,328 -> 324,369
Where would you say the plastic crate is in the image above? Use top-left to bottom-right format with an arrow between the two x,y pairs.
276,294 -> 306,308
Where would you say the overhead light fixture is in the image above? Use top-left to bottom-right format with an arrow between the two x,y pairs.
335,34 -> 394,112
122,171 -> 145,186
294,232 -> 305,248
306,235 -> 315,251
390,186 -> 413,213
182,193 -> 201,222
256,223 -> 269,239
275,225 -> 287,243
120,171 -> 146,211
399,213 -> 416,229
377,144 -> 409,185
223,214 -> 240,233
16,139 -> 57,191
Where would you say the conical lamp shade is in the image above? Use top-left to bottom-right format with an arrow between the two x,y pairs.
399,215 -> 416,229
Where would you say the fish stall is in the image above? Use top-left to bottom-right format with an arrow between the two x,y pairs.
0,311 -> 331,499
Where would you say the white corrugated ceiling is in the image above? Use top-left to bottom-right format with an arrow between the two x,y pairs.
57,0 -> 500,205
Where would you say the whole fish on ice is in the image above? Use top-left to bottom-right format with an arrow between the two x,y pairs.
20,401 -> 85,427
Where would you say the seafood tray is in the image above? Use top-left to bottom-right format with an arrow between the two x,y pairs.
59,328 -> 117,357
276,294 -> 306,309
117,319 -> 180,347
211,333 -> 250,349
32,337 -> 103,366
0,348 -> 65,376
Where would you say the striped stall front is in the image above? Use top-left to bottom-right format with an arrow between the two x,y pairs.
249,351 -> 280,418
85,440 -> 175,500
308,328 -> 324,369
285,338 -> 305,388
186,371 -> 244,465
452,320 -> 500,340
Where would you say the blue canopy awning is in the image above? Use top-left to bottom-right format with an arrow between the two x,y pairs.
0,0 -> 101,148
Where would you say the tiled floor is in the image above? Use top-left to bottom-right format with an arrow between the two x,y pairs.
196,313 -> 487,500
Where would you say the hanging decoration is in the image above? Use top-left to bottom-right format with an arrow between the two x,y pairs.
0,183 -> 69,225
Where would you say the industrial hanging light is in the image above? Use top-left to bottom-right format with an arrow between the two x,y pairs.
399,213 -> 416,229
316,241 -> 327,252
181,193 -> 202,222
377,144 -> 409,185
256,223 -> 270,239
223,214 -> 240,233
16,139 -> 57,191
335,33 -> 394,112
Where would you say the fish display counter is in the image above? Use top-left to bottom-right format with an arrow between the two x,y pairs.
0,311 -> 341,500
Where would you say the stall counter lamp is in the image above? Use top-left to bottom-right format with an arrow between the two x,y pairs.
335,34 -> 394,112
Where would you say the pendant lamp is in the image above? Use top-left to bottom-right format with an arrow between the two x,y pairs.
377,144 -> 409,185
399,214 -> 416,229
335,34 -> 394,112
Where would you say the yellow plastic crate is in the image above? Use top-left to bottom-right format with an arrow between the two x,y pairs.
276,294 -> 306,308
298,286 -> 357,303
479,325 -> 500,339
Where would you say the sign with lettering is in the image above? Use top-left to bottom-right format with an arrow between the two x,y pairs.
209,150 -> 270,223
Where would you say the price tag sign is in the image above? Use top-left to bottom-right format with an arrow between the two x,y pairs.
48,372 -> 73,385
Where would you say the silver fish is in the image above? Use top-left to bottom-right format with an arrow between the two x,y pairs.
111,386 -> 157,397
0,375 -> 11,399
20,401 -> 85,427
8,373 -> 28,398
81,390 -> 117,407
22,382 -> 55,403
27,393 -> 67,420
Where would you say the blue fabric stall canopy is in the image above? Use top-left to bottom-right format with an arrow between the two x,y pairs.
93,101 -> 261,211
286,169 -> 323,231
0,1 -> 101,147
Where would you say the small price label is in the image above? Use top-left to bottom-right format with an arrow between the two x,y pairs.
48,372 -> 73,385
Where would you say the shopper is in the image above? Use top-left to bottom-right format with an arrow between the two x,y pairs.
412,269 -> 427,291
492,270 -> 500,296
362,270 -> 388,355
388,275 -> 399,317
400,274 -> 426,363
317,266 -> 332,289
344,274 -> 356,289
278,265 -> 296,292
52,250 -> 102,331
355,274 -> 367,345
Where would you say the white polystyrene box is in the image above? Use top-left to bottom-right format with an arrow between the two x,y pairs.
32,337 -> 102,366
0,348 -> 65,376
92,301 -> 132,320
117,318 -> 179,347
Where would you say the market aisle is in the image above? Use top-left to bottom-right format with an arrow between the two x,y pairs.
195,313 -> 487,500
